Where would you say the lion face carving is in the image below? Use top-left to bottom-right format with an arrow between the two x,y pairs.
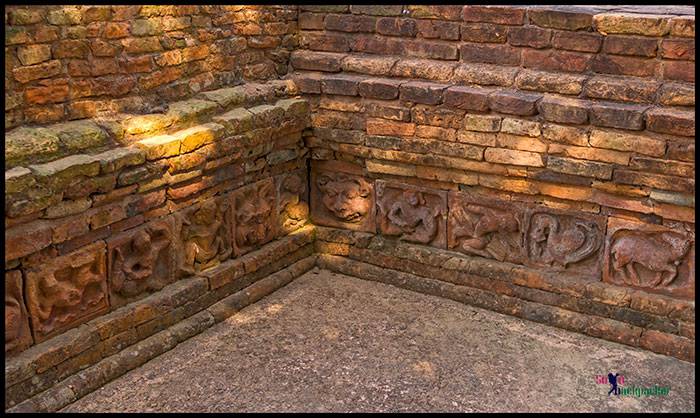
316,173 -> 371,223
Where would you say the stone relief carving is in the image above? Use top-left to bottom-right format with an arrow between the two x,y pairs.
604,218 -> 694,299
310,164 -> 375,233
377,181 -> 447,248
25,242 -> 109,342
5,270 -> 33,355
176,197 -> 233,275
233,178 -> 277,255
108,218 -> 176,307
447,192 -> 524,263
276,169 -> 309,236
524,210 -> 604,275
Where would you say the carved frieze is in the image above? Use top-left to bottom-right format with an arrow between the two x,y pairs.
377,181 -> 447,248
447,192 -> 525,263
107,217 -> 177,307
5,270 -> 33,355
523,208 -> 605,276
276,169 -> 310,236
604,218 -> 695,299
25,242 -> 109,342
232,178 -> 277,256
310,161 -> 375,233
175,197 -> 233,275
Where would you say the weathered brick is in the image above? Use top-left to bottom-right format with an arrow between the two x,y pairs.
547,156 -> 612,180
460,43 -> 521,66
548,143 -> 630,165
443,86 -> 490,111
12,60 -> 62,84
324,14 -> 376,32
376,17 -> 418,37
366,119 -> 415,137
551,31 -> 602,53
614,170 -> 694,194
301,32 -> 350,53
639,330 -> 694,362
500,118 -> 541,137
17,44 -> 52,66
463,114 -> 501,133
452,63 -> 517,87
513,69 -> 585,96
416,19 -> 460,40
399,81 -> 447,105
646,108 -> 694,137
591,54 -> 658,78
667,141 -> 694,163
589,102 -> 647,130
484,148 -> 544,167
589,129 -> 665,157
594,13 -> 670,37
342,55 -> 398,76
6,221 -> 52,262
409,5 -> 463,21
488,90 -> 541,116
290,50 -> 344,72
669,16 -> 695,38
603,35 -> 658,57
658,83 -> 694,107
538,95 -> 589,124
663,60 -> 694,83
528,7 -> 593,30
460,23 -> 507,43
496,133 -> 547,153
542,123 -> 588,146
508,26 -> 551,49
358,78 -> 402,100
462,6 -> 526,25
320,74 -> 364,96
630,156 -> 694,178
582,76 -> 659,104
522,49 -> 592,73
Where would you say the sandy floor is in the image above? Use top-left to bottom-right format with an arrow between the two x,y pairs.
63,269 -> 695,413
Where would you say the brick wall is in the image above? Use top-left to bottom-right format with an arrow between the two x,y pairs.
292,5 -> 695,361
5,5 -> 298,128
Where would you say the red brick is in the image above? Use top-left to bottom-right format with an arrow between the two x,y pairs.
290,71 -> 323,94
507,26 -> 551,49
667,142 -> 694,163
399,81 -> 447,105
538,95 -> 589,124
298,12 -> 325,30
660,39 -> 695,61
514,69 -> 585,95
639,330 -> 694,362
669,16 -> 695,38
12,60 -> 62,83
376,17 -> 417,37
5,221 -> 53,262
663,60 -> 694,83
582,76 -> 659,104
324,14 -> 376,32
528,8 -> 593,30
320,74 -> 362,96
646,108 -> 695,137
366,118 -> 415,136
403,39 -> 458,60
290,50 -> 344,72
122,55 -> 154,73
408,5 -> 463,21
358,78 -> 401,100
24,84 -> 69,105
350,35 -> 404,56
103,22 -> 130,38
462,6 -> 526,25
591,54 -> 658,77
92,58 -> 119,76
551,31 -> 602,53
460,23 -> 507,43
602,35 -> 658,57
443,86 -> 490,112
589,102 -> 647,130
302,32 -> 350,53
522,49 -> 592,73
460,43 -> 521,66
416,19 -> 460,40
489,90 -> 541,116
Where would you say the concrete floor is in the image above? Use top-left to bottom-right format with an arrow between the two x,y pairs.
63,269 -> 695,413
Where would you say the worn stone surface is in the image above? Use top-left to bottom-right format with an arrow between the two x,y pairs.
62,271 -> 695,413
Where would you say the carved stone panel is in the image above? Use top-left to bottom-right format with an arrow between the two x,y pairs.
523,208 -> 605,277
175,196 -> 233,276
376,180 -> 447,248
447,191 -> 526,263
25,242 -> 109,342
232,178 -> 277,256
310,160 -> 376,233
6,270 -> 33,355
604,217 -> 695,299
107,217 -> 177,307
276,169 -> 310,237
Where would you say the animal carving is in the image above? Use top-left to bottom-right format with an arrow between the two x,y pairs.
279,173 -> 309,232
316,173 -> 371,223
610,230 -> 692,288
450,204 -> 521,261
236,182 -> 275,250
528,213 -> 601,268
382,190 -> 440,244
